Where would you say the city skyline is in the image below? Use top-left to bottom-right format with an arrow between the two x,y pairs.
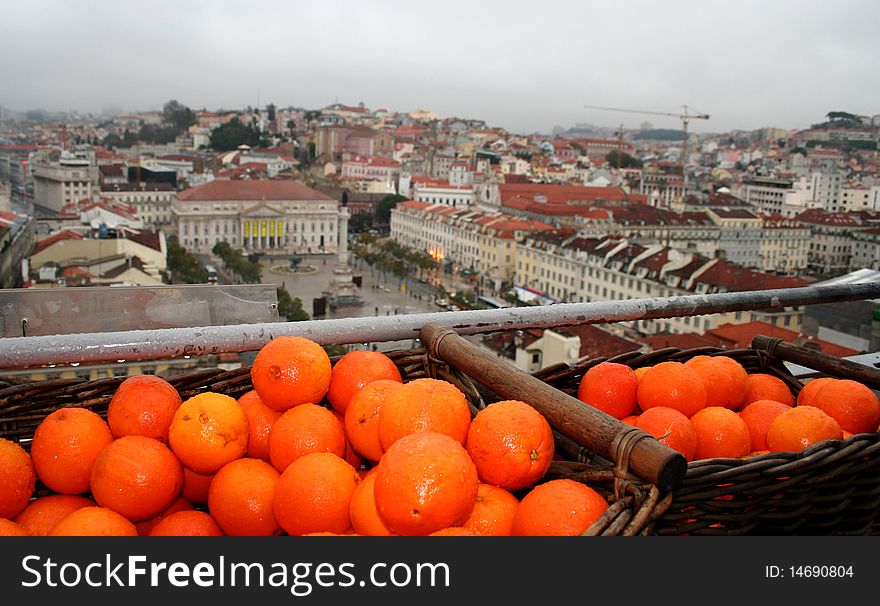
1,0 -> 878,136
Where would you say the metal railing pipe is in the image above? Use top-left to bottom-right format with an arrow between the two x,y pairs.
0,282 -> 877,370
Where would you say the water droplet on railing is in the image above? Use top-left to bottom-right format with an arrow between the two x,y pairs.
70,362 -> 80,367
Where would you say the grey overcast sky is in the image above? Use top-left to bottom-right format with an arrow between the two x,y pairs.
1,0 -> 878,135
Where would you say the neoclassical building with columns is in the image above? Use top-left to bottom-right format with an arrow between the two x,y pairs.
172,180 -> 349,255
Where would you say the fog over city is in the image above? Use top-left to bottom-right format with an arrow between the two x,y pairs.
1,0 -> 878,134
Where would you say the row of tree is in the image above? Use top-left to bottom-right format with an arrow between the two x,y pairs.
349,233 -> 438,283
166,239 -> 208,284
211,241 -> 262,283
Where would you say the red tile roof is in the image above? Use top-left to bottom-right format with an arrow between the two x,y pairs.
694,259 -> 810,291
795,209 -> 862,226
32,230 -> 84,255
639,333 -> 727,351
555,325 -> 643,359
706,321 -> 859,357
177,180 -> 334,202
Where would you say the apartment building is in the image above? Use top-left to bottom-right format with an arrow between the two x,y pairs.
851,228 -> 880,270
737,175 -> 814,217
390,201 -> 553,290
796,209 -> 869,276
31,151 -> 100,212
758,214 -> 811,274
101,182 -> 175,229
707,208 -> 762,268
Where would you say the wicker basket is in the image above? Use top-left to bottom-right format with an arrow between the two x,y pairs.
0,345 -> 668,535
530,345 -> 880,536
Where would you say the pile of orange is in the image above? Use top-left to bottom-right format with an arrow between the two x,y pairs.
577,355 -> 880,461
0,337 -> 611,537
7,336 -> 875,537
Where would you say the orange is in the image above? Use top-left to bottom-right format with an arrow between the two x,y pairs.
209,458 -> 281,536
344,379 -> 404,462
149,510 -> 224,536
377,378 -> 471,452
268,403 -> 346,473
48,506 -> 138,536
31,407 -> 113,495
766,406 -> 843,453
327,350 -> 403,414
796,377 -> 835,408
238,390 -> 281,463
465,400 -> 554,491
637,361 -> 707,417
843,430 -> 854,439
349,471 -> 393,536
251,336 -> 332,412
461,483 -> 519,536
739,400 -> 792,452
690,406 -> 752,460
374,431 -> 479,536
621,415 -> 640,426
745,374 -> 795,407
134,496 -> 194,536
684,356 -> 749,410
107,374 -> 182,441
634,366 -> 651,382
577,362 -> 639,420
333,410 -> 363,470
429,527 -> 480,536
168,392 -> 249,474
0,518 -> 29,536
511,479 -> 608,536
181,467 -> 214,505
0,438 -> 35,519
811,379 -> 880,434
90,435 -> 183,522
273,452 -> 360,536
634,406 -> 698,462
14,494 -> 94,536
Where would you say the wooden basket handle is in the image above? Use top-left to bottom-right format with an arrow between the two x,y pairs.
751,335 -> 880,391
420,323 -> 687,491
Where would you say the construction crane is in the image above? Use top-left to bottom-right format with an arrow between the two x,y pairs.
582,104 -> 710,196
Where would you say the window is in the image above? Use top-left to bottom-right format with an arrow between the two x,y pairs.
531,353 -> 540,365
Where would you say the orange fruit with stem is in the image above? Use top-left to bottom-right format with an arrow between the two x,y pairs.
107,374 -> 182,441
268,403 -> 346,473
344,379 -> 404,462
327,350 -> 403,415
637,361 -> 707,417
766,406 -> 843,453
739,400 -> 792,452
251,336 -> 332,412
811,379 -> 880,435
49,506 -> 138,536
465,400 -> 554,491
461,483 -> 519,536
273,452 -> 360,536
148,510 -> 224,536
377,378 -> 471,452
168,392 -> 249,474
744,374 -> 795,407
511,479 -> 608,536
31,408 -> 113,495
374,432 -> 478,536
14,494 -> 94,536
238,390 -> 281,463
0,438 -> 35,520
690,406 -> 752,460
90,435 -> 184,522
208,458 -> 280,536
634,406 -> 697,462
576,362 -> 639,420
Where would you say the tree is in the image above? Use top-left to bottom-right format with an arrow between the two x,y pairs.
267,103 -> 276,122
376,194 -> 408,224
166,239 -> 208,284
606,150 -> 643,169
162,100 -> 196,133
286,119 -> 296,131
276,286 -> 310,322
209,117 -> 262,151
